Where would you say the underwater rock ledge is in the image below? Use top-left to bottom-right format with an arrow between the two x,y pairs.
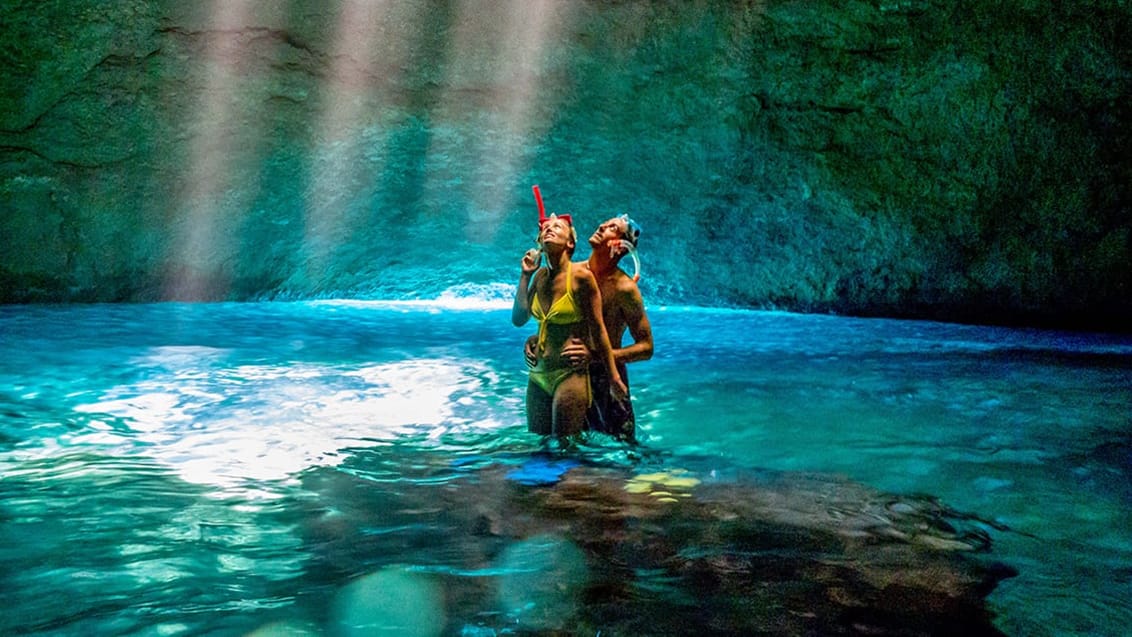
301,460 -> 1016,636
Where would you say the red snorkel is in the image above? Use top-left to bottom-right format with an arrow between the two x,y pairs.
531,185 -> 638,281
533,184 -> 548,227
532,184 -> 571,228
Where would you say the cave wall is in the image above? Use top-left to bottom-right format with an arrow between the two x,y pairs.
1,0 -> 1128,329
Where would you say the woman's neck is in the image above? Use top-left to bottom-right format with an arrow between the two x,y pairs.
545,247 -> 570,273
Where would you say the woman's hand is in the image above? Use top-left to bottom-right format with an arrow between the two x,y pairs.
521,248 -> 541,276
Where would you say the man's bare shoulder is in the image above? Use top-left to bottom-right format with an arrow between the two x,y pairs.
580,261 -> 642,302
608,269 -> 644,307
612,268 -> 641,291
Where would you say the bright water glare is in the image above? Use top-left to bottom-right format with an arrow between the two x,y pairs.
0,300 -> 1129,635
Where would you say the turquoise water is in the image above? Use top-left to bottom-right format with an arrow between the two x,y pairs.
1,300 -> 1129,635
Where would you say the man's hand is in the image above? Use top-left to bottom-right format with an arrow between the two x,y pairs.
560,337 -> 591,371
523,334 -> 538,369
610,374 -> 628,399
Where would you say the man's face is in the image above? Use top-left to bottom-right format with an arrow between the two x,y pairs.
589,217 -> 628,248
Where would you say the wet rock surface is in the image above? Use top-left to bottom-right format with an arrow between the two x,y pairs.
301,458 -> 1016,635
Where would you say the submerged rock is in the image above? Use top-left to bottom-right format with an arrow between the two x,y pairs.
300,458 -> 1016,635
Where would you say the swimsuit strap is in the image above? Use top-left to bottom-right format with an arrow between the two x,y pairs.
531,282 -> 544,321
535,261 -> 576,353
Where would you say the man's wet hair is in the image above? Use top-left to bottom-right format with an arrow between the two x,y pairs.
619,214 -> 641,247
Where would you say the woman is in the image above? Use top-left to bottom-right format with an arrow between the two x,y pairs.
512,214 -> 627,440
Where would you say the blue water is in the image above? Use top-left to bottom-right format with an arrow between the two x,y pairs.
1,300 -> 1130,635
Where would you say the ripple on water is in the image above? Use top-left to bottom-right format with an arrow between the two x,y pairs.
0,303 -> 1130,635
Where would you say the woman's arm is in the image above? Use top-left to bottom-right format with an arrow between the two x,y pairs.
512,249 -> 540,327
577,269 -> 627,396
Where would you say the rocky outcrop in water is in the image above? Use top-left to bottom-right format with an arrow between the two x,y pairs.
300,458 -> 1016,635
1,0 -> 1128,329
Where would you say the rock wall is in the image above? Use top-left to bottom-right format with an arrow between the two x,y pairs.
1,0 -> 1128,329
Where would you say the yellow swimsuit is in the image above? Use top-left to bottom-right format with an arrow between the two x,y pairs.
529,263 -> 590,398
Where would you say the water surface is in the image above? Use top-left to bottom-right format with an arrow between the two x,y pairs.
1,301 -> 1129,635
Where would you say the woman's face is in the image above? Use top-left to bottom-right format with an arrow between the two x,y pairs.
539,217 -> 574,249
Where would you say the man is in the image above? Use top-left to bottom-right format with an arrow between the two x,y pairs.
526,214 -> 653,442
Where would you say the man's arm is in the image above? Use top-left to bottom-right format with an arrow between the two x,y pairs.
562,280 -> 653,369
613,282 -> 653,364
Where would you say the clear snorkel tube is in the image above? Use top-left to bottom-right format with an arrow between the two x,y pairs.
614,213 -> 642,282
613,239 -> 641,282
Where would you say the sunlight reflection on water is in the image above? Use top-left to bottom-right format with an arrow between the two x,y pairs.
67,352 -> 507,492
1,301 -> 1130,636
